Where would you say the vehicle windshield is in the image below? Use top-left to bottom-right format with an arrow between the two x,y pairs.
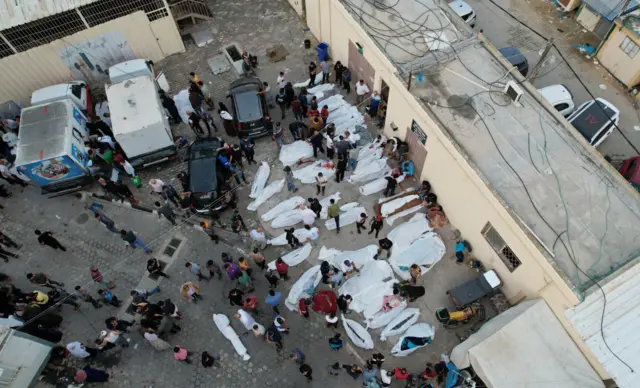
572,101 -> 615,141
191,147 -> 217,160
71,84 -> 82,99
234,90 -> 262,122
461,11 -> 472,20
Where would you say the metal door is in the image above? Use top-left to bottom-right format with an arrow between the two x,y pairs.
406,120 -> 428,179
348,40 -> 375,89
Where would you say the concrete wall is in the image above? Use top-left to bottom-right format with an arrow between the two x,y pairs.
597,21 -> 640,89
286,0 -> 305,17
302,0 -> 608,379
0,11 -> 184,106
577,3 -> 601,31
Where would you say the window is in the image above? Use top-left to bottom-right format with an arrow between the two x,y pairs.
620,36 -> 640,58
554,103 -> 569,112
481,222 -> 522,272
2,10 -> 86,52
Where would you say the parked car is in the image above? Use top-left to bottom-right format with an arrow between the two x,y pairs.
498,47 -> 529,77
228,77 -> 269,137
448,0 -> 476,27
538,84 -> 575,117
186,137 -> 236,214
617,156 -> 640,192
567,98 -> 619,148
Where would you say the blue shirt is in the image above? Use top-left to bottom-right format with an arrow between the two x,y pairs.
455,242 -> 465,253
330,271 -> 343,284
265,292 -> 281,307
102,291 -> 113,302
363,367 -> 378,382
189,263 -> 200,274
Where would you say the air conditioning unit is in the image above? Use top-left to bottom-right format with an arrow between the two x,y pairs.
503,80 -> 523,104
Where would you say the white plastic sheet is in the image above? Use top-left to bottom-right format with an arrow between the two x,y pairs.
366,301 -> 408,329
250,162 -> 270,199
357,142 -> 383,161
268,243 -> 312,270
389,232 -> 446,280
380,308 -> 421,341
269,228 -> 309,246
262,196 -> 305,222
293,160 -> 335,184
318,245 -> 378,271
285,265 -> 322,311
325,207 -> 367,230
319,192 -> 341,219
339,260 -> 395,315
342,315 -> 375,350
307,83 -> 335,95
247,179 -> 283,211
293,72 -> 324,88
359,174 -> 406,196
391,323 -> 435,357
213,313 -> 251,361
385,205 -> 423,226
347,157 -> 391,184
174,89 -> 192,124
271,209 -> 304,228
381,195 -> 419,217
340,202 -> 359,211
387,213 -> 431,256
279,141 -> 314,166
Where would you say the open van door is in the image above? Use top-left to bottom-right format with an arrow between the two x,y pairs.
155,72 -> 170,93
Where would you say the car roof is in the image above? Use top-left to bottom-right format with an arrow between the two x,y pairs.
448,0 -> 474,16
230,77 -> 262,91
498,47 -> 526,66
188,138 -> 220,193
569,99 -> 618,141
538,84 -> 572,104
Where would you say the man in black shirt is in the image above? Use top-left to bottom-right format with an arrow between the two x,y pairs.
308,61 -> 317,88
147,258 -> 169,278
378,237 -> 393,258
308,198 -> 322,218
35,230 -> 66,251
383,175 -> 398,197
335,154 -> 347,183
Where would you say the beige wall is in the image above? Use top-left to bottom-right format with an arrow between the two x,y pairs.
0,11 -> 184,105
303,0 -> 608,379
577,4 -> 601,31
597,22 -> 640,88
286,0 -> 305,16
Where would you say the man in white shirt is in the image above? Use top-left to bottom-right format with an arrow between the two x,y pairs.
67,341 -> 95,358
98,136 -> 116,150
249,227 -> 268,249
276,72 -> 286,89
302,224 -> 319,241
148,179 -> 165,195
355,80 -> 370,104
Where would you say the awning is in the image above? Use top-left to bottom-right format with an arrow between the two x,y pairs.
451,299 -> 603,388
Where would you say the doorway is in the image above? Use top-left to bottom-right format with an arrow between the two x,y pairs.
380,78 -> 389,103
348,40 -> 375,89
405,120 -> 428,179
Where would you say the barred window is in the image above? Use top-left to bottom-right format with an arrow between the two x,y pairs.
80,0 -> 166,26
620,36 -> 640,58
2,10 -> 86,52
0,38 -> 14,59
481,222 -> 521,272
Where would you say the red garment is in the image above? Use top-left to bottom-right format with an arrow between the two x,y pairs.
91,269 -> 103,283
243,295 -> 258,310
307,109 -> 319,117
275,261 -> 289,275
113,153 -> 125,165
394,368 -> 409,379
312,290 -> 337,314
321,108 -> 329,118
291,100 -> 302,113
298,299 -> 309,315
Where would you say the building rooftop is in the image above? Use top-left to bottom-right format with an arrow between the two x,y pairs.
344,0 -> 640,291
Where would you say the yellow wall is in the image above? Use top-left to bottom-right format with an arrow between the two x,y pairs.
597,21 -> 640,88
304,0 -> 608,379
0,11 -> 184,105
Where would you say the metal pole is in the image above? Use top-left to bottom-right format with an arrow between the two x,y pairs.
527,40 -> 553,82
407,71 -> 413,91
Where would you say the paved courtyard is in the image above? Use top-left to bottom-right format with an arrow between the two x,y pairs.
0,0 -> 489,386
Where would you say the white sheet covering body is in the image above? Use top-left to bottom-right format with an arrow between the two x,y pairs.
380,308 -> 421,341
366,301 -> 408,329
325,207 -> 366,230
174,89 -> 192,123
359,174 -> 405,196
271,209 -> 304,228
339,260 -> 395,316
279,141 -> 314,166
342,315 -> 374,349
387,213 -> 431,260
318,245 -> 378,271
212,313 -> 251,361
285,265 -> 322,311
247,179 -> 283,211
385,205 -> 423,226
347,157 -> 391,183
249,162 -> 270,199
293,160 -> 335,184
267,243 -> 312,270
391,323 -> 435,357
451,299 -> 604,388
293,72 -> 324,88
380,195 -> 420,217
389,232 -> 446,280
269,228 -> 309,246
261,196 -> 305,222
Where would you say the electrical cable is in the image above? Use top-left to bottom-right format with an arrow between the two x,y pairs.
432,90 -> 635,373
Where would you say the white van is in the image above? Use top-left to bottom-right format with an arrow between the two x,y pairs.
538,84 -> 575,117
31,81 -> 92,115
567,98 -> 619,148
108,59 -> 169,92
449,0 -> 476,27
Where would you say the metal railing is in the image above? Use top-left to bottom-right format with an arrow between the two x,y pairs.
169,0 -> 212,20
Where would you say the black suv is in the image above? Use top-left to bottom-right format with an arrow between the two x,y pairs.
229,77 -> 269,137
186,138 -> 236,214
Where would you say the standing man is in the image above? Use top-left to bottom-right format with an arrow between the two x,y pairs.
185,262 -> 211,282
308,61 -> 317,88
275,89 -> 286,120
240,136 -> 256,165
161,95 -> 182,124
356,213 -> 368,234
335,154 -> 347,183
355,80 -> 370,105
284,166 -> 298,193
155,201 -> 177,226
383,175 -> 398,197
369,215 -> 384,238
309,130 -> 325,158
187,110 -> 208,137
335,136 -> 350,159
321,58 -> 331,84
265,289 -> 282,314
0,232 -> 20,250
271,121 -> 285,150
328,199 -> 340,234
291,96 -> 303,122
277,71 -> 286,89
315,172 -> 327,196
342,68 -> 352,94
120,230 -> 152,254
35,230 -> 66,251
